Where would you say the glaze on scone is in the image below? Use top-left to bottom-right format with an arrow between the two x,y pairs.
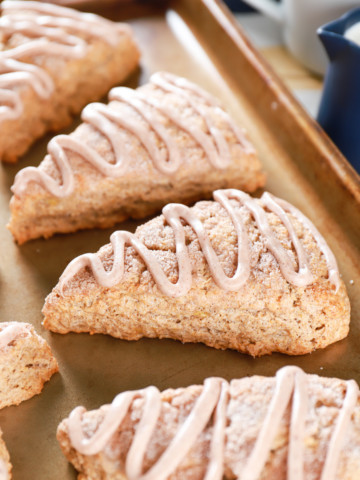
0,1 -> 140,162
0,322 -> 58,408
8,72 -> 265,243
57,366 -> 360,480
42,189 -> 350,356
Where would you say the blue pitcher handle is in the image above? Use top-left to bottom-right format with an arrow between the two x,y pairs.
317,8 -> 360,172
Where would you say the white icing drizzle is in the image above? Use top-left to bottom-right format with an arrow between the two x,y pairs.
0,459 -> 8,480
240,366 -> 307,480
0,322 -> 29,349
270,193 -> 340,292
2,1 -> 128,46
150,72 -> 255,159
58,189 -> 340,296
320,378 -> 359,480
69,378 -> 227,480
0,1 -> 128,122
66,366 -> 359,480
11,72 -> 254,197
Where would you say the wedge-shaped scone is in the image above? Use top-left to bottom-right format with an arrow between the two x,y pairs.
8,72 -> 265,244
0,1 -> 140,163
43,188 -> 349,356
0,429 -> 11,480
0,322 -> 58,408
57,366 -> 360,480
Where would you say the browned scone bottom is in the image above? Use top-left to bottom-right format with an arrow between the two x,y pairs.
57,371 -> 360,480
8,73 -> 265,244
0,322 -> 59,409
42,195 -> 350,357
0,3 -> 140,163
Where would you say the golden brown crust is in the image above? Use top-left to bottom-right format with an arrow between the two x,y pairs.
8,77 -> 265,244
43,197 -> 350,356
0,10 -> 140,163
0,322 -> 59,409
56,373 -> 360,480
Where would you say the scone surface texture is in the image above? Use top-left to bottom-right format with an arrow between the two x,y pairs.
0,0 -> 140,163
9,72 -> 265,243
0,322 -> 58,409
56,366 -> 360,480
42,189 -> 350,356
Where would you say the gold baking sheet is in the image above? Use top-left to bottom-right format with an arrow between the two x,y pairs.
0,1 -> 360,478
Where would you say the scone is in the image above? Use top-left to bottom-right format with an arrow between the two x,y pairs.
0,430 -> 11,480
0,1 -> 140,163
42,188 -> 350,356
0,322 -> 58,408
8,72 -> 265,244
57,366 -> 360,480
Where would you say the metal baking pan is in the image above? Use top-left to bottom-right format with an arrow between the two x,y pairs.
0,1 -> 359,478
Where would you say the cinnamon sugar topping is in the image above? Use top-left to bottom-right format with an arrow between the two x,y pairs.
58,189 -> 340,295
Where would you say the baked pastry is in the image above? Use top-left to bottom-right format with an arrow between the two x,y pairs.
0,322 -> 58,408
57,365 -> 360,479
8,71 -> 265,244
0,1 -> 140,163
0,429 -> 11,480
42,188 -> 349,356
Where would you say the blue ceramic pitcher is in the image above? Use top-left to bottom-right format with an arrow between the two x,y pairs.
317,8 -> 360,172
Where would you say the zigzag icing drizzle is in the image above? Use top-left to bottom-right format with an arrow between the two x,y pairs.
0,1 -> 128,122
58,189 -> 340,295
67,366 -> 359,480
0,322 -> 29,349
11,72 -> 254,197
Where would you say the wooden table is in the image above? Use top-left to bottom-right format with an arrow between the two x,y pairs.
235,12 -> 323,117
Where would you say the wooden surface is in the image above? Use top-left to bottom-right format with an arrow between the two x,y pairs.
0,1 -> 359,479
234,11 -> 324,117
261,45 -> 323,90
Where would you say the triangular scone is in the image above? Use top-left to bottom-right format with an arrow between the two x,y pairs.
43,188 -> 349,356
0,429 -> 11,479
57,366 -> 360,480
8,72 -> 265,244
0,322 -> 58,408
0,1 -> 140,163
